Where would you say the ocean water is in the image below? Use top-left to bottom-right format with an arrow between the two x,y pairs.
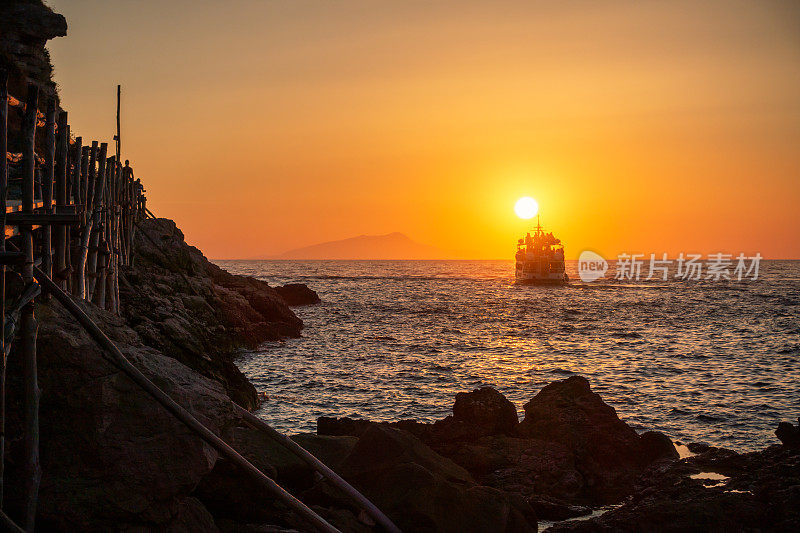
216,260 -> 800,451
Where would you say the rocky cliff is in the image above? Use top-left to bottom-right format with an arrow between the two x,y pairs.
0,0 -> 66,99
3,217 -> 313,530
121,218 -> 305,408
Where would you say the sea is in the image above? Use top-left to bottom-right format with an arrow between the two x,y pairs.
216,259 -> 800,452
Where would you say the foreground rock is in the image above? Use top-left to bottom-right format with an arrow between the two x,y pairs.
549,438 -> 800,532
121,218 -> 305,408
198,422 -> 537,532
517,376 -> 677,503
332,425 -> 535,533
776,418 -> 800,449
319,378 -> 677,509
5,301 -> 240,531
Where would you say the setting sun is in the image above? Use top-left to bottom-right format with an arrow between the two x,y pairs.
514,197 -> 539,220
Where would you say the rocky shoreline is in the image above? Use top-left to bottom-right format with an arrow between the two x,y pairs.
3,216 -> 797,531
3,3 -> 796,530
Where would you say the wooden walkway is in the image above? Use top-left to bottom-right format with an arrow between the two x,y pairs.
0,74 -> 400,533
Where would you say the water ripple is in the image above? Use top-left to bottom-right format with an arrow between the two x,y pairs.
220,259 -> 800,451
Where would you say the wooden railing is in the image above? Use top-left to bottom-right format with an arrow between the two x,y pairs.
0,73 -> 401,533
3,84 -> 146,310
0,73 -> 148,531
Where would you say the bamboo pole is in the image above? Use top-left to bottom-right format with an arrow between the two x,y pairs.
0,68 -> 7,509
72,137 -> 82,206
115,86 -> 124,267
76,143 -> 96,300
116,85 -> 121,165
70,137 -> 83,295
86,144 -> 107,299
93,156 -> 114,309
80,144 -> 91,215
30,266 -> 340,533
125,163 -> 134,266
53,111 -> 69,289
107,159 -> 118,313
20,83 -> 41,532
113,166 -> 121,312
63,126 -> 72,294
41,99 -> 56,292
54,111 -> 68,291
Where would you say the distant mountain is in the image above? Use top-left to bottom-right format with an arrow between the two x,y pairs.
265,232 -> 448,260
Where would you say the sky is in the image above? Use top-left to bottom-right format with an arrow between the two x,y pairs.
46,0 -> 800,259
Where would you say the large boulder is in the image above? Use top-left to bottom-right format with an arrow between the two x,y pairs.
776,418 -> 800,449
335,425 -> 536,532
274,283 -> 321,306
518,376 -> 677,503
5,300 -> 239,531
452,387 -> 519,436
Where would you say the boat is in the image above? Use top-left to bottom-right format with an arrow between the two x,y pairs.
515,215 -> 568,285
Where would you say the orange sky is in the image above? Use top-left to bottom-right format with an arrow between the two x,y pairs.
47,0 -> 800,259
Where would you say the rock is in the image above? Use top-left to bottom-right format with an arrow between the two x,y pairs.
317,416 -> 374,437
639,431 -> 679,464
320,379 -> 679,508
274,283 -> 321,306
776,418 -> 800,449
440,434 -> 585,503
517,376 -> 677,503
4,300 -> 238,531
451,387 -> 519,436
121,218 -> 307,408
0,2 -> 67,41
335,425 -> 536,532
195,428 -> 357,525
548,444 -> 800,532
340,424 -> 474,484
528,495 -> 591,521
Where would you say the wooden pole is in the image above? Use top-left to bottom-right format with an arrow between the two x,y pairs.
0,68 -> 7,509
116,85 -> 121,164
115,85 -> 123,272
76,142 -> 97,300
63,127 -> 73,294
70,137 -> 83,295
80,144 -> 90,215
54,111 -> 69,291
92,156 -> 112,308
41,98 -> 56,293
72,137 -> 82,206
106,158 -> 118,312
86,143 -> 106,299
20,83 -> 41,532
113,165 -> 121,311
124,163 -> 135,266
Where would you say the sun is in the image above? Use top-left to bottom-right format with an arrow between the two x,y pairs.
514,197 -> 539,219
